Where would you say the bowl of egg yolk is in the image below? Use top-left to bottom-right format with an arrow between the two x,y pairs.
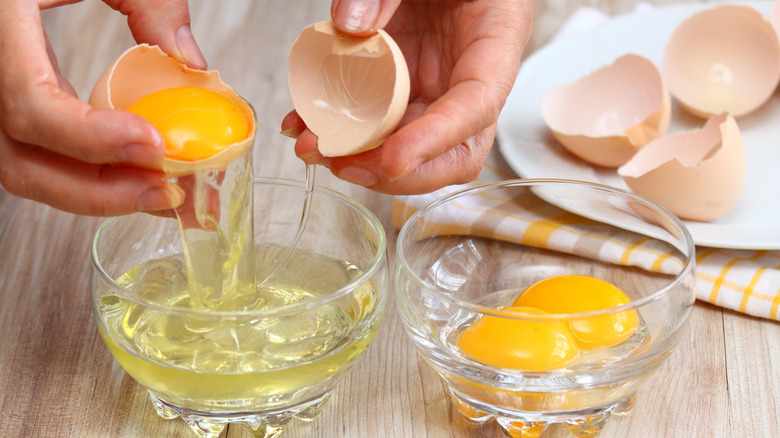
394,179 -> 696,438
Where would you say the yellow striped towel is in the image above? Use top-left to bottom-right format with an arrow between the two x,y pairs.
392,150 -> 780,321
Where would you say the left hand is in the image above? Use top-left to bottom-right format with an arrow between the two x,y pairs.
0,0 -> 205,216
282,0 -> 532,195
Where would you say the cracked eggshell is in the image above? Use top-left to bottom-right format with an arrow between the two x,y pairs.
288,20 -> 410,157
541,54 -> 671,168
88,44 -> 256,177
663,5 -> 780,119
617,113 -> 745,222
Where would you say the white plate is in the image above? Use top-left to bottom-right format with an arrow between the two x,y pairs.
497,1 -> 780,249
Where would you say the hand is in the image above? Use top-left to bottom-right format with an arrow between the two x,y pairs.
0,0 -> 206,216
282,0 -> 532,195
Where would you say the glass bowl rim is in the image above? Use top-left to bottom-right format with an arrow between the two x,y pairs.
395,178 -> 696,321
91,176 -> 387,319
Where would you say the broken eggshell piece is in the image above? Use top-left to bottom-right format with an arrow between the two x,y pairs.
88,44 -> 256,177
288,20 -> 410,157
617,113 -> 745,222
663,5 -> 780,119
541,54 -> 671,168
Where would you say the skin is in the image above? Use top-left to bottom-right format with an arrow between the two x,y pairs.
0,0 -> 203,216
284,0 -> 533,195
0,0 -> 532,216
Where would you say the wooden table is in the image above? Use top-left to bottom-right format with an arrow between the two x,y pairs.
1,1 -> 778,437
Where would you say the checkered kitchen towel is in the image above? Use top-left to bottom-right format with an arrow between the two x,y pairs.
392,149 -> 780,322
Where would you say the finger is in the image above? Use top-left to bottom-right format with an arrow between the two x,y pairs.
293,129 -> 332,168
381,5 -> 529,180
379,82 -> 498,180
331,0 -> 402,35
282,110 -> 334,169
38,1 -> 83,8
146,209 -> 177,219
280,110 -> 306,139
281,108 -> 332,167
43,27 -> 78,97
289,104 -> 491,194
0,2 -> 165,168
0,135 -> 183,216
103,0 -> 206,69
329,125 -> 494,194
388,136 -> 488,194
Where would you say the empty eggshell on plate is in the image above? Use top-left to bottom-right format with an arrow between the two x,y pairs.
89,44 -> 256,176
663,5 -> 780,119
288,20 -> 410,157
541,53 -> 671,168
617,113 -> 745,222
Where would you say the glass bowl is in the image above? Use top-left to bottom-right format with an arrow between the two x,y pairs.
394,179 -> 696,437
91,177 -> 388,438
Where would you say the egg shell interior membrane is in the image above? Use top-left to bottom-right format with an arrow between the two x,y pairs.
542,54 -> 666,137
289,22 -> 400,156
617,112 -> 745,221
618,112 -> 729,177
663,5 -> 780,118
106,46 -> 237,110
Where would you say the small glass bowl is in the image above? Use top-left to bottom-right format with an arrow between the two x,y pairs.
394,179 -> 695,437
91,177 -> 389,438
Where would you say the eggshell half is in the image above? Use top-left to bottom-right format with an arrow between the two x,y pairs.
541,54 -> 671,168
89,44 -> 256,176
617,113 -> 745,222
663,5 -> 780,118
288,21 -> 410,157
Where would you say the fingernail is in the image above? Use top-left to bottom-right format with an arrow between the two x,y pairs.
389,157 -> 426,182
117,143 -> 164,169
175,25 -> 207,69
298,149 -> 319,161
280,128 -> 302,139
333,0 -> 380,33
338,167 -> 378,186
135,185 -> 184,212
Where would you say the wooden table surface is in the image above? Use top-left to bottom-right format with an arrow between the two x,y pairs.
1,1 -> 778,437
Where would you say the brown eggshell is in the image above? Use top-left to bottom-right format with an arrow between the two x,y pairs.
541,54 -> 671,168
617,113 -> 745,222
88,44 -> 256,176
288,20 -> 410,157
663,5 -> 780,118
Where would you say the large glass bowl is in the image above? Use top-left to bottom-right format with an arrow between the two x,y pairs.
394,179 -> 695,437
91,177 -> 388,438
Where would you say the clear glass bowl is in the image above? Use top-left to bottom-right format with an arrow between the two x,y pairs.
394,179 -> 696,437
91,177 -> 388,438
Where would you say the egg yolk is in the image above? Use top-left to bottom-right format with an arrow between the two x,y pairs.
457,306 -> 580,372
126,86 -> 249,161
513,275 -> 639,349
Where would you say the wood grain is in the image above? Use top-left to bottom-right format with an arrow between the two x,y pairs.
0,1 -> 778,437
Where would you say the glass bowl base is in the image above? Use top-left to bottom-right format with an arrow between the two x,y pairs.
148,390 -> 334,438
451,389 -> 637,438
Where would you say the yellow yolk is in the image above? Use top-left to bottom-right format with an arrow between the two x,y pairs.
513,275 -> 639,349
457,306 -> 580,372
127,86 -> 249,161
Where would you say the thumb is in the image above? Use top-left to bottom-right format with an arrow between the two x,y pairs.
103,0 -> 207,69
331,0 -> 402,36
